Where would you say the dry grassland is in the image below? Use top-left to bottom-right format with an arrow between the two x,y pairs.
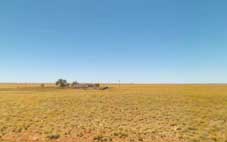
0,84 -> 227,142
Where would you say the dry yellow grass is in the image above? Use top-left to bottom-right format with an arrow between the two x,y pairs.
0,84 -> 227,142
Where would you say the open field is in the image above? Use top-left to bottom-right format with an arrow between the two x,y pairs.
0,84 -> 227,142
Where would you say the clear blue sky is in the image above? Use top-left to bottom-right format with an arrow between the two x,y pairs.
0,0 -> 227,83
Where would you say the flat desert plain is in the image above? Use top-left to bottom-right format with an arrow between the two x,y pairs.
0,84 -> 227,142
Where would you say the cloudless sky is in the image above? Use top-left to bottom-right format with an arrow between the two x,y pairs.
0,0 -> 227,83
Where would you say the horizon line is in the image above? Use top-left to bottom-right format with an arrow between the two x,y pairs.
1,82 -> 227,85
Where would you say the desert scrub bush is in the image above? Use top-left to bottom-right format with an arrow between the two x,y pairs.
112,131 -> 128,138
93,135 -> 112,142
47,133 -> 60,140
40,84 -> 45,88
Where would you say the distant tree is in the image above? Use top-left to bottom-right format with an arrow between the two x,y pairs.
71,81 -> 79,87
56,79 -> 68,88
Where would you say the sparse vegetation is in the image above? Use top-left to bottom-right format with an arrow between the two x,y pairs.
40,83 -> 45,88
47,134 -> 60,140
0,84 -> 227,142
